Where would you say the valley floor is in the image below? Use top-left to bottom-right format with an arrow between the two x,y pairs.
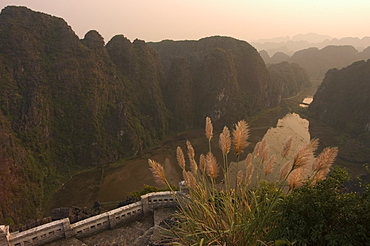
45,77 -> 368,216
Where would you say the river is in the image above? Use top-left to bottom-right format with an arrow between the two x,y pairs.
45,80 -> 367,214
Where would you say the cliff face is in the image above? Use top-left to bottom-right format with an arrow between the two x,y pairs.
309,59 -> 370,162
0,6 -> 283,224
0,6 -> 169,224
150,36 -> 278,129
267,62 -> 310,100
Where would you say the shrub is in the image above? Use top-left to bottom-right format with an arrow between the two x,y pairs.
272,167 -> 370,246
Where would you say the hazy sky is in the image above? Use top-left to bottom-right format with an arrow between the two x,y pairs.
1,0 -> 369,43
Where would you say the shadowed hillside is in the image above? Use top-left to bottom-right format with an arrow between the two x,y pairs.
309,59 -> 370,163
0,6 -> 168,224
267,62 -> 310,100
0,6 -> 289,225
150,37 -> 280,129
289,45 -> 359,77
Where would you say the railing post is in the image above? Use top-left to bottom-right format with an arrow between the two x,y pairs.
107,212 -> 117,229
141,194 -> 150,215
0,225 -> 10,246
61,218 -> 73,239
179,181 -> 189,195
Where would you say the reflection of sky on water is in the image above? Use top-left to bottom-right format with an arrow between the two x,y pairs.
300,97 -> 313,107
230,113 -> 312,184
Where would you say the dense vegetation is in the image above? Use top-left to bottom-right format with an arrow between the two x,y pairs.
0,6 -> 281,224
309,59 -> 370,163
150,37 -> 279,129
273,168 -> 370,245
267,62 -> 311,99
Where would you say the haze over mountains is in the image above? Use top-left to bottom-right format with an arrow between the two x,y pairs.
260,44 -> 370,78
252,33 -> 370,56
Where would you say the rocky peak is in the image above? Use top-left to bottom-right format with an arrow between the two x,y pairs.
81,30 -> 105,49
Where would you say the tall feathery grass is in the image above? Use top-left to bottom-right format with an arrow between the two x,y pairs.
148,117 -> 338,245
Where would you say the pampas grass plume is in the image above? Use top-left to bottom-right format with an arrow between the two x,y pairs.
259,139 -> 267,156
312,147 -> 338,172
219,126 -> 231,155
177,146 -> 186,170
292,139 -> 318,170
261,144 -> 270,163
253,142 -> 261,156
205,117 -> 213,141
183,171 -> 197,189
206,152 -> 219,178
245,153 -> 254,184
233,120 -> 250,156
237,170 -> 244,187
287,168 -> 305,190
280,161 -> 292,180
264,155 -> 276,176
186,140 -> 198,173
148,159 -> 166,186
199,154 -> 206,174
186,140 -> 195,159
281,136 -> 293,159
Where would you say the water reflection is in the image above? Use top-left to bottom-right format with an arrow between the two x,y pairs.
299,97 -> 313,107
229,113 -> 311,183
263,113 -> 310,154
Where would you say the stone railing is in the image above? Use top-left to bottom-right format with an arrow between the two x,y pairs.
0,189 -> 186,246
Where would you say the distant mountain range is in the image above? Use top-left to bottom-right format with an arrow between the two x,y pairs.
252,33 -> 370,56
260,45 -> 370,77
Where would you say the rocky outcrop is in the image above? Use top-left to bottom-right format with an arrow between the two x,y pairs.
0,6 -> 168,224
268,62 -> 310,100
309,59 -> 370,162
150,36 -> 279,128
106,35 -> 168,145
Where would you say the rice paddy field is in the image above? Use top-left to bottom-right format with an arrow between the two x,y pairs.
45,78 -> 368,215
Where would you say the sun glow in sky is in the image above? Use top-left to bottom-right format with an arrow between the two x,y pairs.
1,0 -> 369,43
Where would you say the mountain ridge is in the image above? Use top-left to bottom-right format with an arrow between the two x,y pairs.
0,6 -> 285,225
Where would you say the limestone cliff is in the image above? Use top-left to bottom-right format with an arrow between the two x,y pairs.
150,36 -> 279,129
0,6 -> 168,224
309,59 -> 370,162
0,6 -> 283,225
268,62 -> 310,100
